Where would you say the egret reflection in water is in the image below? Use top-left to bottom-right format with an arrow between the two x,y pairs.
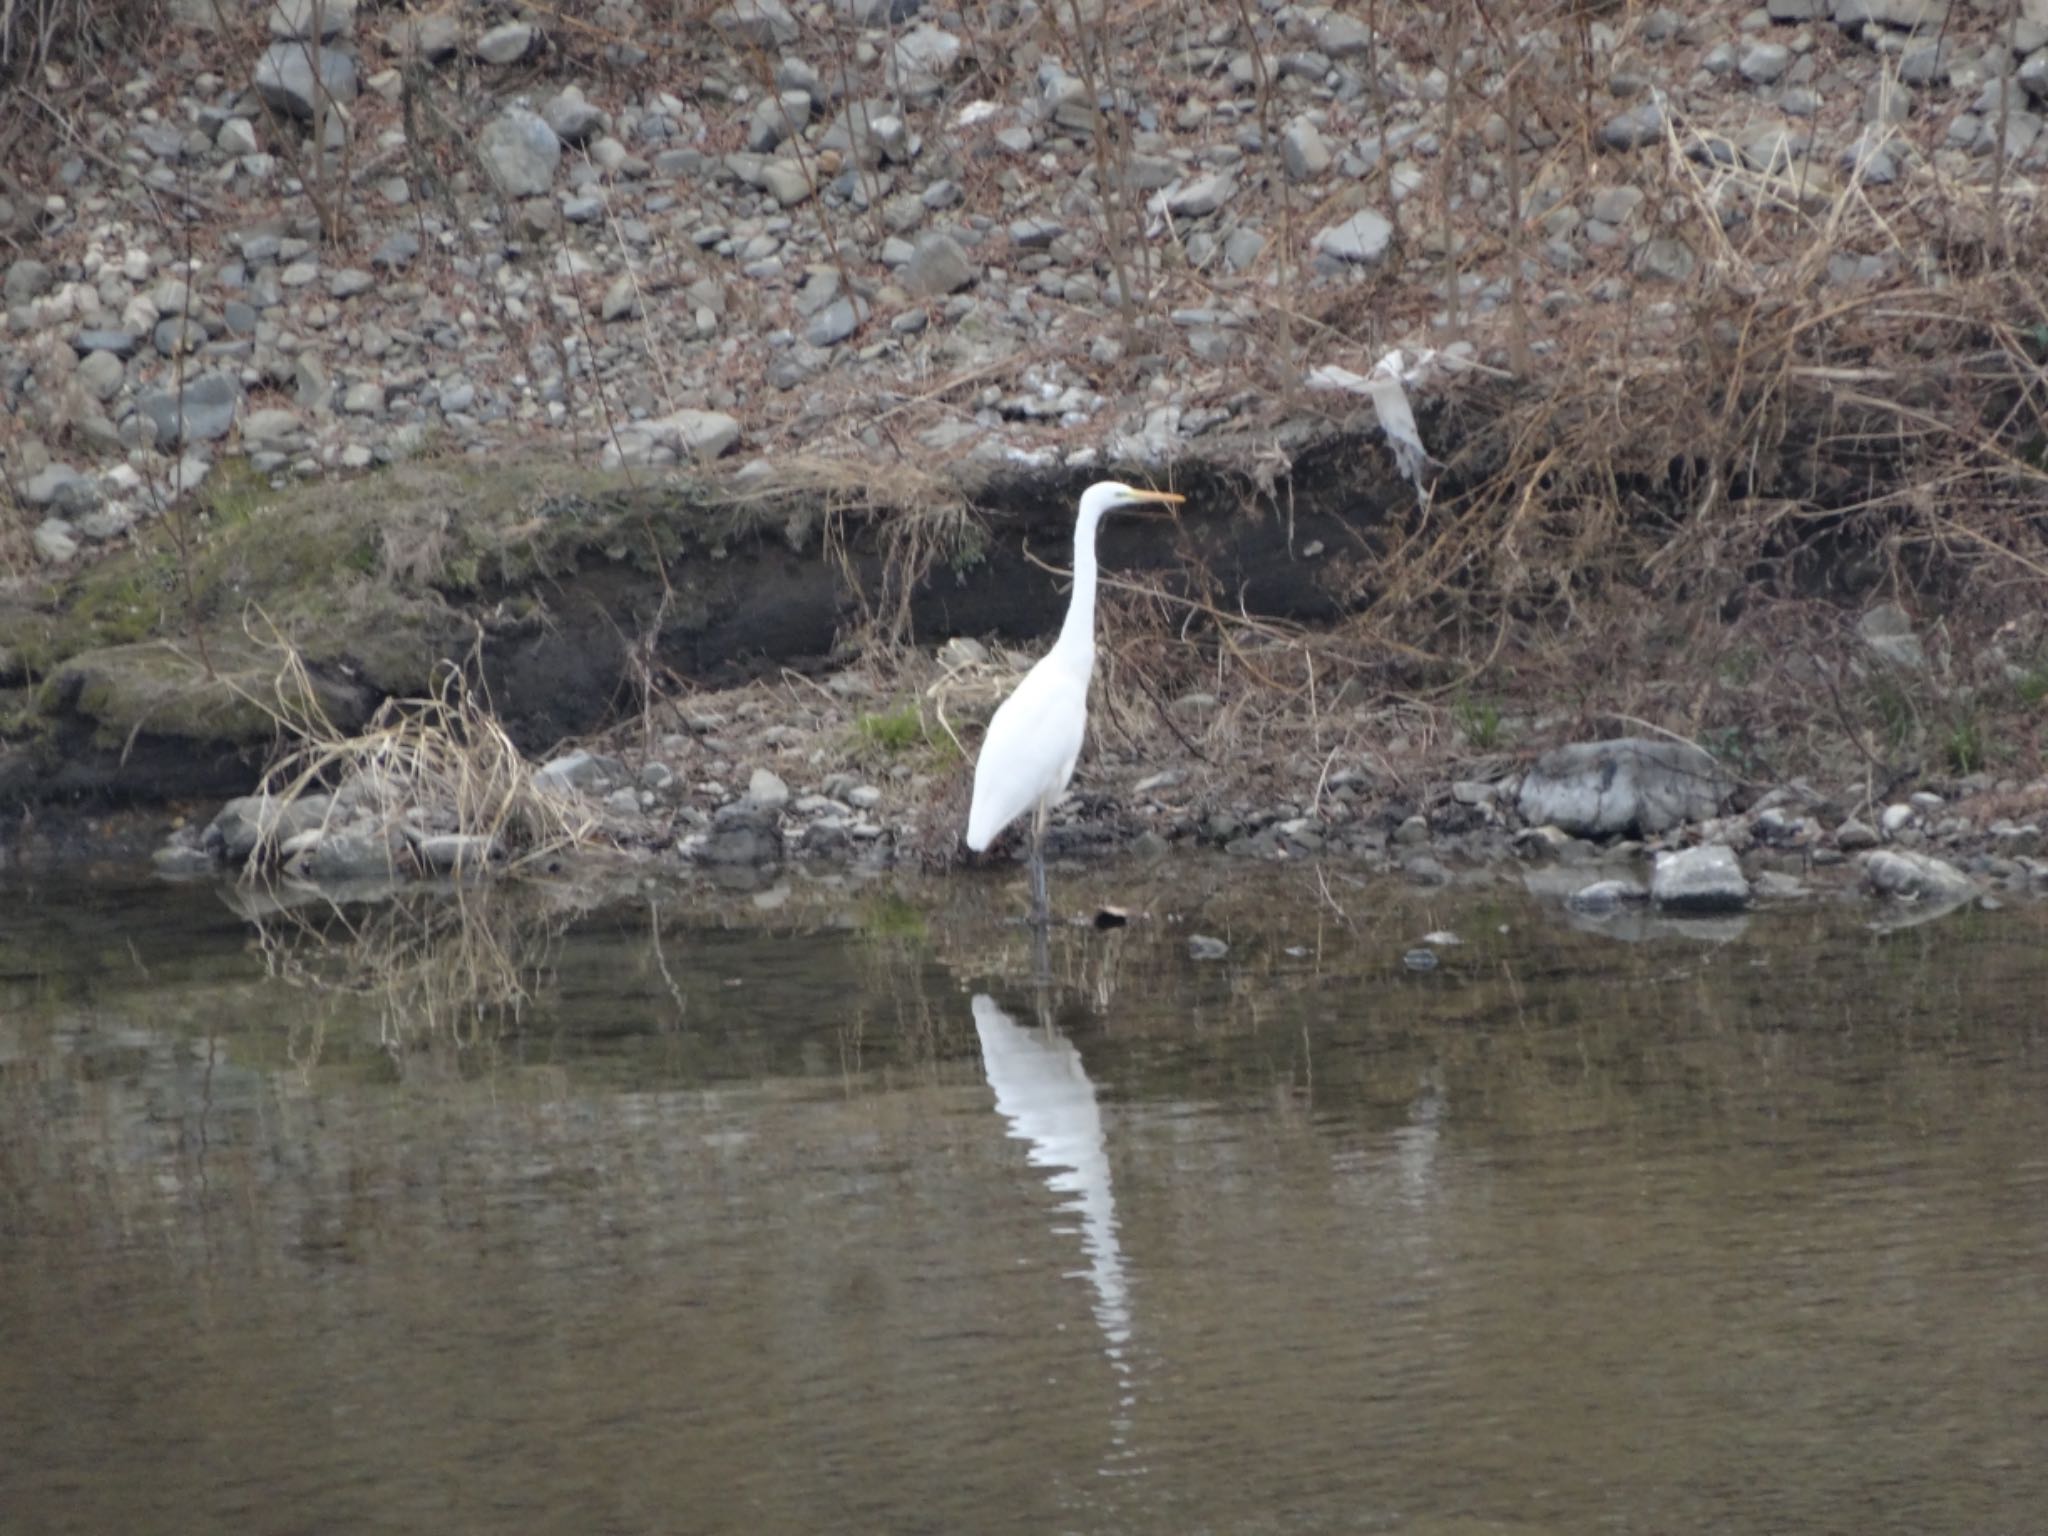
971,992 -> 1135,1389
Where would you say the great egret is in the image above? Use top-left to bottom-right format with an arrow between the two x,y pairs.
965,480 -> 1184,923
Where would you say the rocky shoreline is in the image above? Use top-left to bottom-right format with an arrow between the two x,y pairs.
9,0 -> 2048,551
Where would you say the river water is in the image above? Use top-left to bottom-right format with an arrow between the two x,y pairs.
3,862 -> 2045,1535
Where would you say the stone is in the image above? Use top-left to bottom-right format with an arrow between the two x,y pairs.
216,118 -> 260,157
544,87 -> 607,145
599,273 -> 639,321
1651,844 -> 1752,912
1566,878 -> 1649,914
23,464 -> 92,510
745,93 -> 810,153
1166,171 -> 1235,217
803,295 -> 866,347
1600,100 -> 1668,151
1590,185 -> 1644,224
287,827 -> 398,883
1858,601 -> 1927,670
891,23 -> 962,85
1835,818 -> 1880,851
901,232 -> 975,295
599,408 -> 743,468
475,22 -> 537,64
134,371 -> 241,445
242,407 -> 302,444
1187,934 -> 1230,960
327,267 -> 373,298
1862,848 -> 1976,903
1740,43 -> 1792,83
33,520 -> 80,563
267,0 -> 354,39
840,0 -> 920,21
702,801 -> 783,865
1518,738 -> 1735,837
1767,0 -> 1819,15
479,106 -> 561,197
371,231 -> 420,270
1316,12 -> 1373,56
253,41 -> 358,120
5,257 -> 53,304
341,380 -> 384,415
1633,236 -> 1697,282
710,0 -> 798,47
1280,117 -> 1331,180
71,328 -> 137,357
534,750 -> 610,794
203,792 -> 335,864
414,834 -> 503,875
758,160 -> 814,206
75,350 -> 126,402
389,10 -> 460,60
1313,209 -> 1394,264
746,767 -> 791,811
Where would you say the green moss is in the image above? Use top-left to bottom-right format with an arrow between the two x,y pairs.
1451,691 -> 1506,750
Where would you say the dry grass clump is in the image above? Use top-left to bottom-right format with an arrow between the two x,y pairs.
242,635 -> 598,876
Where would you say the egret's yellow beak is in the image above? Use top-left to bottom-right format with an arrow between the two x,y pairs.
1121,489 -> 1185,515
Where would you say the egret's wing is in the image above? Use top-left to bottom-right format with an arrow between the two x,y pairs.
966,660 -> 1088,850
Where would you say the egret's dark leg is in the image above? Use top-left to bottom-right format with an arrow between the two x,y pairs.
1029,804 -> 1050,927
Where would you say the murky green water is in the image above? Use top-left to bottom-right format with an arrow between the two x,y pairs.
3,863 -> 2046,1535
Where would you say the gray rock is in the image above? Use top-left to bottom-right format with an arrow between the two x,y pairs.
475,22 -> 538,64
287,827 -> 398,882
890,23 -> 962,87
1862,848 -> 1976,903
216,117 -> 260,157
544,87 -> 607,145
388,10 -> 460,60
1518,738 -> 1735,837
152,840 -> 216,878
840,0 -> 920,21
203,792 -> 335,863
253,41 -> 358,120
1767,0 -> 1820,15
1316,12 -> 1373,56
267,0 -> 354,39
341,381 -> 384,415
702,801 -> 783,865
479,106 -> 561,197
5,257 -> 54,304
1590,185 -> 1644,224
32,519 -> 79,563
1166,171 -> 1235,217
71,328 -> 137,357
1566,877 -> 1649,914
1600,100 -> 1668,150
1651,844 -> 1752,912
1313,209 -> 1394,264
75,350 -> 126,402
24,464 -> 88,508
803,295 -> 867,347
1835,817 -> 1880,851
711,0 -> 798,47
902,232 -> 975,295
1740,43 -> 1792,83
745,91 -> 811,153
413,833 -> 503,875
534,750 -> 610,794
747,767 -> 791,811
327,267 -> 373,298
599,273 -> 640,321
371,231 -> 420,269
134,371 -> 241,445
1187,934 -> 1230,960
1280,117 -> 1331,180
1633,236 -> 1697,282
242,407 -> 303,444
1858,600 -> 1927,670
758,160 -> 814,206
599,408 -> 743,468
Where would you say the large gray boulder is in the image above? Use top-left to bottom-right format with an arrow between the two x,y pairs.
1861,848 -> 1976,904
1517,737 -> 1734,837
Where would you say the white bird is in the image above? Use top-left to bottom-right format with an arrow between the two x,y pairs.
965,480 -> 1184,923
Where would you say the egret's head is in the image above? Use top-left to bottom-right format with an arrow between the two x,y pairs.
1078,481 -> 1186,522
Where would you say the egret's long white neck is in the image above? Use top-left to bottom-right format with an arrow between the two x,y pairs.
1055,505 -> 1104,662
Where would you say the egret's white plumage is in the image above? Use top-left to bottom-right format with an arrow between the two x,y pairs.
966,481 -> 1183,921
